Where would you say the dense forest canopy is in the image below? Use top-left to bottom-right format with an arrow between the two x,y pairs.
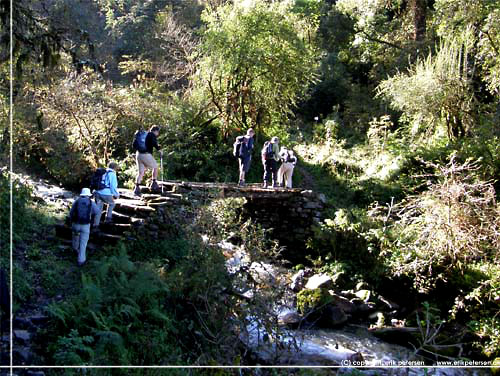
0,0 -> 499,368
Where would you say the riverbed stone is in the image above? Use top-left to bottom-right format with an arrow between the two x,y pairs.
328,292 -> 357,315
305,274 -> 334,290
278,310 -> 302,328
355,289 -> 371,302
323,305 -> 349,326
13,330 -> 31,344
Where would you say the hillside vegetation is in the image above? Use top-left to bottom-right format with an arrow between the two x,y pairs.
1,0 -> 499,368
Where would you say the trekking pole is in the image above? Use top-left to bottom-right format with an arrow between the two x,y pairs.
160,151 -> 164,194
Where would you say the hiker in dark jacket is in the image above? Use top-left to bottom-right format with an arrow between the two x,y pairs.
70,188 -> 99,266
237,128 -> 255,186
134,125 -> 163,195
261,136 -> 280,188
93,161 -> 120,227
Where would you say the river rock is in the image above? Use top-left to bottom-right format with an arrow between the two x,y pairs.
323,305 -> 349,326
305,274 -> 334,290
13,330 -> 31,344
249,262 -> 276,286
278,310 -> 302,328
290,270 -> 306,292
328,292 -> 357,315
355,289 -> 371,302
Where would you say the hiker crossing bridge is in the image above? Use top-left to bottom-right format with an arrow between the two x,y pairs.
56,181 -> 327,261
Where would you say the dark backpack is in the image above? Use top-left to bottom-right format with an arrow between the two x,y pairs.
233,136 -> 245,157
133,130 -> 148,153
90,168 -> 109,191
71,197 -> 92,225
262,141 -> 274,160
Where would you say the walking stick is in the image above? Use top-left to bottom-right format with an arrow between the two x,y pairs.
160,152 -> 164,194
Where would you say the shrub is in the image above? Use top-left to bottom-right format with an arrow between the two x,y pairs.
385,154 -> 500,293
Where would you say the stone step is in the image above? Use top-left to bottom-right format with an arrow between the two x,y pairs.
104,211 -> 132,224
98,222 -> 133,235
113,201 -> 155,217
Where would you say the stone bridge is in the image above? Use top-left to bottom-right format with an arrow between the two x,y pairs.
56,180 -> 328,262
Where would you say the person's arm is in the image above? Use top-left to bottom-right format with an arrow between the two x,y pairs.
69,200 -> 77,222
273,143 -> 280,161
91,201 -> 99,217
153,134 -> 160,151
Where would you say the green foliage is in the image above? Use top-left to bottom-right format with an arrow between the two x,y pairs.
377,30 -> 477,140
0,171 -> 32,247
468,317 -> 500,358
196,0 -> 318,135
45,250 -> 183,365
383,155 -> 500,293
434,0 -> 500,94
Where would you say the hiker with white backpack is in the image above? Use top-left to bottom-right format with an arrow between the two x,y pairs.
277,147 -> 297,188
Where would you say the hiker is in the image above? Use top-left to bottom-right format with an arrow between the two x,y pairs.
234,128 -> 255,186
261,136 -> 280,188
133,125 -> 163,196
277,148 -> 297,188
70,188 -> 99,266
93,161 -> 120,227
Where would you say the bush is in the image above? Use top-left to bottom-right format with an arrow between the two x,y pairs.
384,154 -> 500,293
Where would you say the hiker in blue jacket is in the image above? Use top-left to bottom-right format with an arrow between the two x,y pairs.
70,188 -> 99,266
237,128 -> 255,186
93,161 -> 120,228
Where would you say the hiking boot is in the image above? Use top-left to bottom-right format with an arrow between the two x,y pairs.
134,184 -> 142,196
238,181 -> 245,187
150,180 -> 160,191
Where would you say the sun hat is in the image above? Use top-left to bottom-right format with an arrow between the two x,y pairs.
271,136 -> 279,143
80,188 -> 92,197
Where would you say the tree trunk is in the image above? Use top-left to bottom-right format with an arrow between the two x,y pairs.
412,0 -> 426,41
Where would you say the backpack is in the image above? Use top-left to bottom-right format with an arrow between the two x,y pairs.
233,136 -> 245,157
262,141 -> 274,160
71,197 -> 92,225
90,168 -> 109,191
133,130 -> 148,153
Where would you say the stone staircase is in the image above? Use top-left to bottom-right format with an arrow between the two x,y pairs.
54,183 -> 186,247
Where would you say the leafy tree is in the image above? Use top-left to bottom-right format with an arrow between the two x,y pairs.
434,0 -> 500,96
195,0 -> 319,136
376,31 -> 477,140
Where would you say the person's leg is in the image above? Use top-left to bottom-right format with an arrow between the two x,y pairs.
238,159 -> 245,184
263,160 -> 271,187
99,195 -> 115,222
277,164 -> 285,187
287,165 -> 294,188
93,194 -> 104,227
135,153 -> 146,195
72,224 -> 80,252
142,154 -> 159,188
77,224 -> 90,265
135,153 -> 145,184
271,160 -> 278,187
